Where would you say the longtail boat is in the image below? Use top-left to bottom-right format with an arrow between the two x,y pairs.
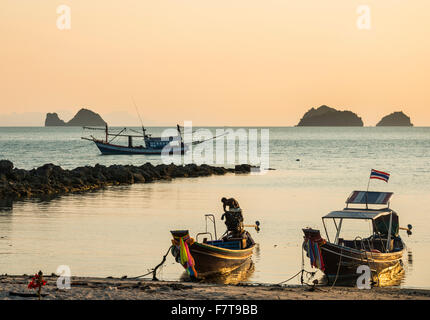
302,190 -> 412,286
82,124 -> 188,155
170,213 -> 259,279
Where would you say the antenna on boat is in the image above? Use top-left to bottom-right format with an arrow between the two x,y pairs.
365,174 -> 371,210
132,96 -> 146,137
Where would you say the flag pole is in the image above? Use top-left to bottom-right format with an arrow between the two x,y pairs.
365,170 -> 372,209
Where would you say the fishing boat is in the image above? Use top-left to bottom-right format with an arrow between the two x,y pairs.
82,124 -> 188,155
170,213 -> 260,279
302,190 -> 412,286
81,123 -> 225,155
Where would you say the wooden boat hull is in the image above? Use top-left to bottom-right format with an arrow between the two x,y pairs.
318,242 -> 404,285
94,140 -> 188,155
180,258 -> 255,284
183,242 -> 254,278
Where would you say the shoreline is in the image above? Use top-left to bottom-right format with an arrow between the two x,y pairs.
0,160 -> 253,203
1,275 -> 429,300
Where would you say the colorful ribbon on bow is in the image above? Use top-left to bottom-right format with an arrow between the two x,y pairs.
306,238 -> 326,271
173,234 -> 198,278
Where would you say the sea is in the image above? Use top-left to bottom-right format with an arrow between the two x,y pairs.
0,126 -> 429,288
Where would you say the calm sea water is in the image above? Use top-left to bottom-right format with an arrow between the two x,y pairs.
0,127 -> 429,288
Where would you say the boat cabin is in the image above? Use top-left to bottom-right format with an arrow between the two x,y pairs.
144,136 -> 181,150
321,191 -> 403,253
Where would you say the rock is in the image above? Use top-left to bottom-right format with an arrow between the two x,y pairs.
234,164 -> 252,173
35,163 -> 60,178
212,166 -> 228,175
0,198 -> 13,210
44,108 -> 106,127
132,173 -> 145,183
0,160 -> 13,175
11,169 -> 28,181
297,105 -> 363,126
107,165 -> 134,184
45,113 -> 66,126
376,111 -> 413,126
0,160 -> 252,202
66,108 -> 106,127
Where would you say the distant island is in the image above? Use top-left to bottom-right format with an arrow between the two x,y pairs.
45,108 -> 106,127
297,105 -> 363,126
376,111 -> 413,126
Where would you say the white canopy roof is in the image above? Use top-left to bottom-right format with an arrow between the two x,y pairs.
323,209 -> 393,220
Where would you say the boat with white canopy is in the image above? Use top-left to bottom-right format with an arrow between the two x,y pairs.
302,190 -> 412,286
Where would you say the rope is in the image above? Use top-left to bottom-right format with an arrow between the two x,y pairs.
128,270 -> 153,280
328,245 -> 343,289
129,245 -> 173,280
129,128 -> 145,135
277,241 -> 317,286
277,270 -> 303,285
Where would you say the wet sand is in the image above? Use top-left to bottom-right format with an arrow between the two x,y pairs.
1,275 -> 429,300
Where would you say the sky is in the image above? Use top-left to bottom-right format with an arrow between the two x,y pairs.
0,0 -> 429,126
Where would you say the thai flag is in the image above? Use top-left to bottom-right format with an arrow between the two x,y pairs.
370,169 -> 390,182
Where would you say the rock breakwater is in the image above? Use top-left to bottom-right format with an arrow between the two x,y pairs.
0,160 -> 252,201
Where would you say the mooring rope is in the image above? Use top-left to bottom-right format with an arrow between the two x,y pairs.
328,245 -> 343,290
277,270 -> 303,285
277,241 -> 317,286
129,245 -> 173,280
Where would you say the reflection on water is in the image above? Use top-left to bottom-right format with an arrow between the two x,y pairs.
254,243 -> 261,261
321,260 -> 406,287
180,259 -> 255,285
408,250 -> 413,265
0,198 -> 13,212
376,261 -> 406,287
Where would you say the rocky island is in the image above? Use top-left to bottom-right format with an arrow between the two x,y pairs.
376,111 -> 413,126
0,160 -> 252,201
297,105 -> 363,126
45,108 -> 106,127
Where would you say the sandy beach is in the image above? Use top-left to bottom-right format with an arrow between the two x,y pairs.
1,275 -> 429,300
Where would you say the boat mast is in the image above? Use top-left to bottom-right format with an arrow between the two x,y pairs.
132,96 -> 146,139
105,123 -> 108,143
365,174 -> 371,210
177,124 -> 183,144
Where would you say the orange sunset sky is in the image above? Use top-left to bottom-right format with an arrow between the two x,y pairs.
0,0 -> 429,126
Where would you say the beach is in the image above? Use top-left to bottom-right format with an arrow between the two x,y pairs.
1,275 -> 429,300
